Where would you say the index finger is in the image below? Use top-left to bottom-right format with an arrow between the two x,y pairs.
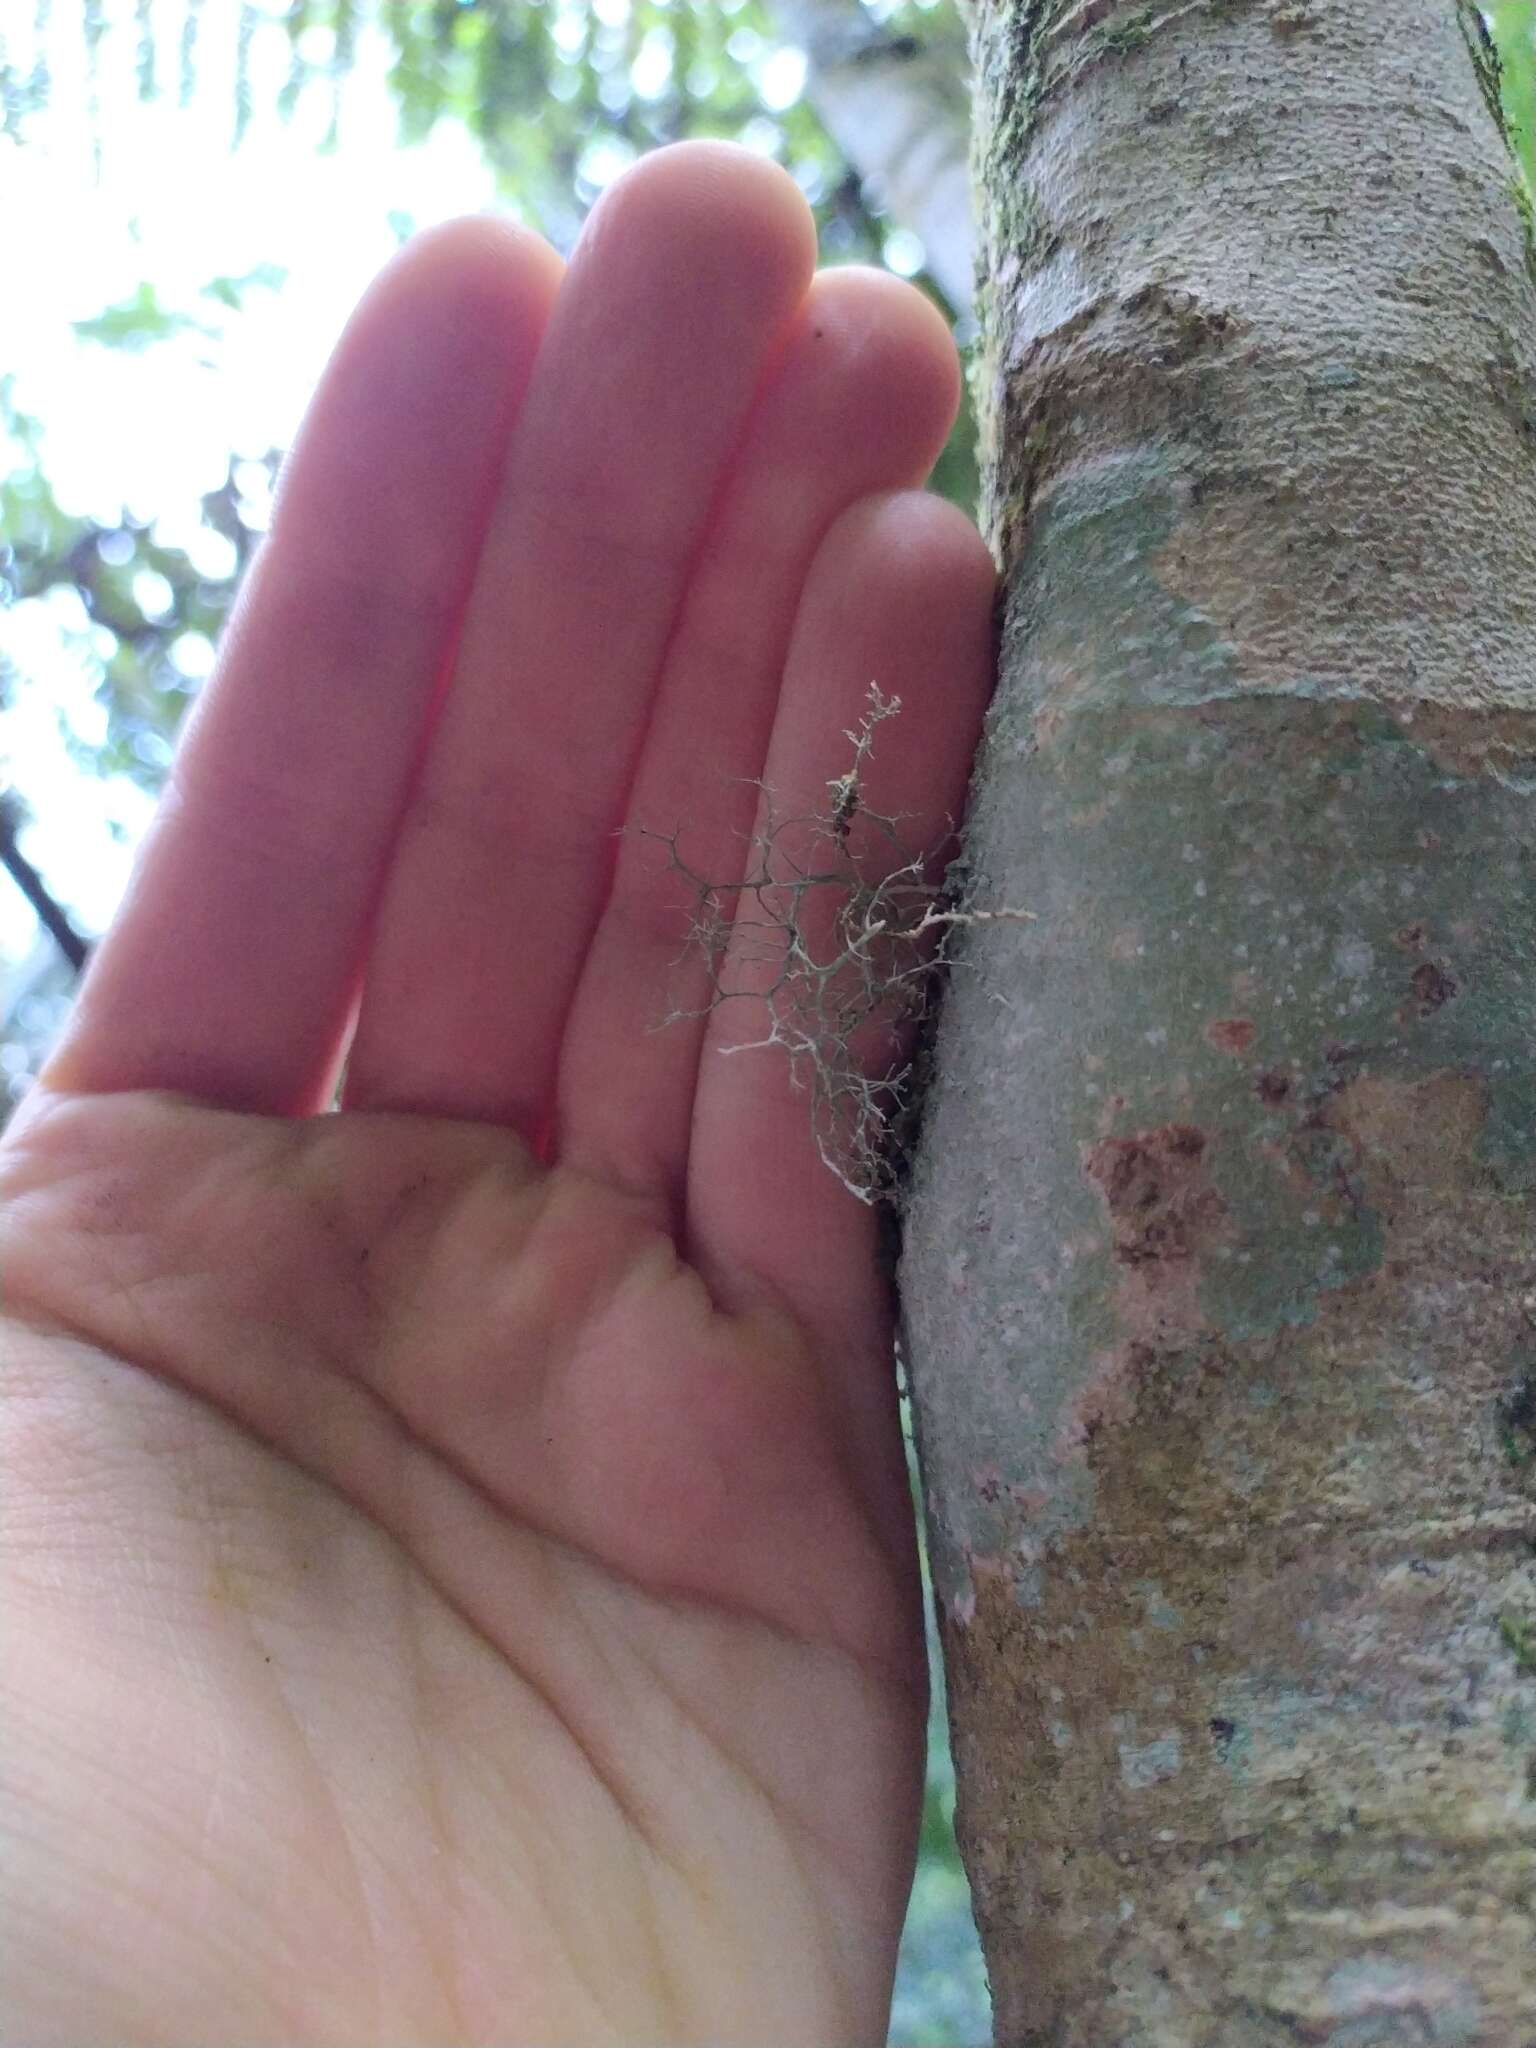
41,216 -> 563,1114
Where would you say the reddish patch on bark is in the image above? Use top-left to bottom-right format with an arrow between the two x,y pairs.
1085,1125 -> 1220,1267
1255,1070 -> 1292,1106
1081,1124 -> 1230,1388
1205,1016 -> 1256,1056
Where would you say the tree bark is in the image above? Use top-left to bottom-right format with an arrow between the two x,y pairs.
901,2 -> 1536,2040
765,0 -> 977,317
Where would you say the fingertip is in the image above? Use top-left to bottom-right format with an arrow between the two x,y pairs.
810,488 -> 998,644
578,139 -> 818,311
370,210 -> 566,330
815,266 -> 962,414
797,267 -> 963,475
268,211 -> 563,547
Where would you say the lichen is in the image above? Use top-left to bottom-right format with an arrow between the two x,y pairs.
1509,170 -> 1536,287
978,1 -> 1174,234
1458,0 -> 1512,147
1080,6 -> 1157,65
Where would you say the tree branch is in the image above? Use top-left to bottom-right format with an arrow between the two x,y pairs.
0,800 -> 90,975
765,0 -> 976,319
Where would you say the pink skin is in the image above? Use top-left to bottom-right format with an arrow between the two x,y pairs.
0,143 -> 995,2046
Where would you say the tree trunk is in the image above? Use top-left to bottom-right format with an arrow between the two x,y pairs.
765,0 -> 977,317
900,2 -> 1536,2041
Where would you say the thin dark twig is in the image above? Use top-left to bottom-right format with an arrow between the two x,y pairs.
0,806 -> 90,975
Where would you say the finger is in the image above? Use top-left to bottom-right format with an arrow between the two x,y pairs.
41,218 -> 563,1114
687,492 -> 996,1360
343,143 -> 818,1133
551,267 -> 961,1207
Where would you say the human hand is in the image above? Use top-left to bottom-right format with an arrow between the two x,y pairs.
0,143 -> 993,2046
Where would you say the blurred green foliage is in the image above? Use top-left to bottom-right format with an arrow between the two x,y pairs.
1489,2 -> 1536,188
0,375 -> 263,793
1,0 -> 973,811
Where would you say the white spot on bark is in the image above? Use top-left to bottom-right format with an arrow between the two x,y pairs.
1321,1959 -> 1482,2043
1118,1733 -> 1182,1788
1333,934 -> 1376,979
1134,1580 -> 1183,1631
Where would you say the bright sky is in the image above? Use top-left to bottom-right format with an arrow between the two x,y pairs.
0,4 -> 507,980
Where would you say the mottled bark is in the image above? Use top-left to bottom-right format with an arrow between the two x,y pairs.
900,2 -> 1536,2041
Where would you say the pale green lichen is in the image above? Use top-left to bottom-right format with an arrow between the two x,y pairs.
1081,6 -> 1157,64
1509,170 -> 1536,287
986,0 -> 1175,167
1500,1612 -> 1536,1673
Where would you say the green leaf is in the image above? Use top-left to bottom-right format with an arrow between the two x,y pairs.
72,280 -> 217,352
199,261 -> 289,309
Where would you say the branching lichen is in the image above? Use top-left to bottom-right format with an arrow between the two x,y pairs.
648,688 -> 1032,1203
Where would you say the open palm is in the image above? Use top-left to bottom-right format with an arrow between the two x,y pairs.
0,146 -> 993,2047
